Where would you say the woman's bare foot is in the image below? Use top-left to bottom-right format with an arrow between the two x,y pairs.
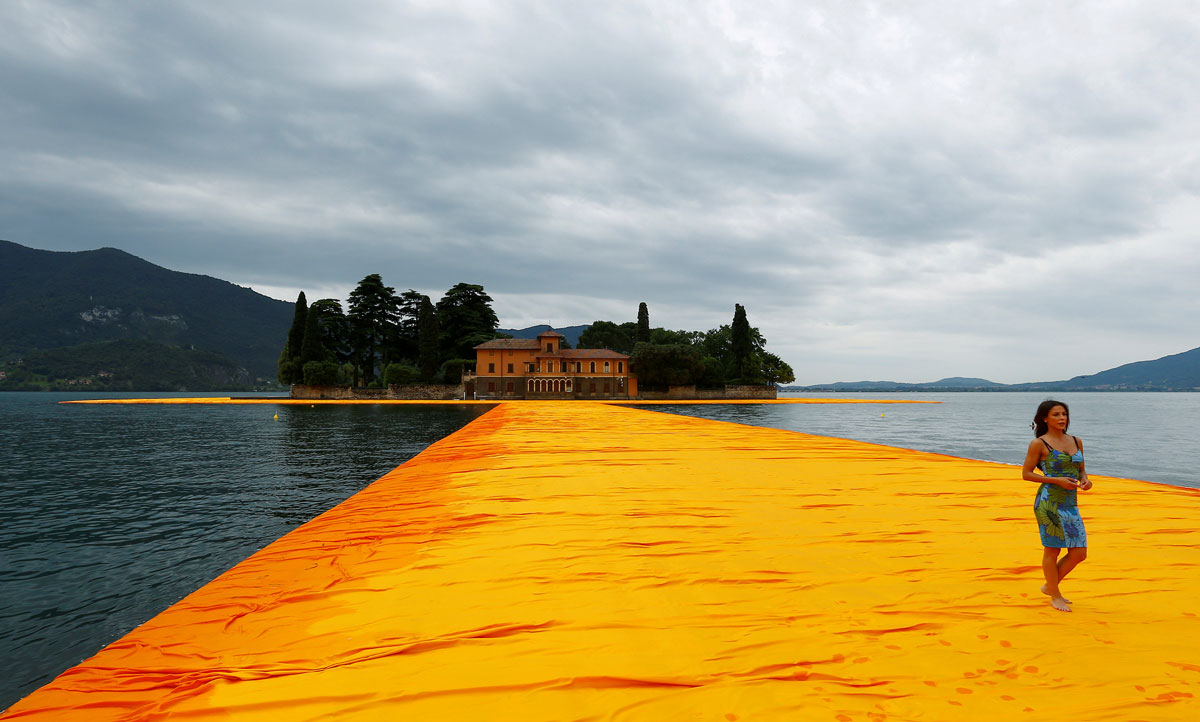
1041,584 -> 1072,604
1050,595 -> 1072,612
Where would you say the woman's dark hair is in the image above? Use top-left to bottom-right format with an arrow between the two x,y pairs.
1032,399 -> 1069,437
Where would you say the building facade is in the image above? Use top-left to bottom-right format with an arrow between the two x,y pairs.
470,330 -> 637,400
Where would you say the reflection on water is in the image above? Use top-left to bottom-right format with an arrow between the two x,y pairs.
0,393 -> 491,711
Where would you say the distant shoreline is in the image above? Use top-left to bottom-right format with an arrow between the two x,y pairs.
783,387 -> 1199,393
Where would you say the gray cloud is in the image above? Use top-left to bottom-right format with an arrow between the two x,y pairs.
3,1 -> 1199,383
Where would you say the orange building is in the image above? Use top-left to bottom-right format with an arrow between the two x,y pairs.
470,330 -> 637,399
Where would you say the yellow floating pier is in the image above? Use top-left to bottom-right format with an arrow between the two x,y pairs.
7,401 -> 1199,720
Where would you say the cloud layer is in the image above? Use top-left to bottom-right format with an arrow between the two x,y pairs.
3,1 -> 1198,383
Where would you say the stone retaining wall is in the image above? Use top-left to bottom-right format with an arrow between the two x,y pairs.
291,384 -> 464,400
638,385 -> 777,400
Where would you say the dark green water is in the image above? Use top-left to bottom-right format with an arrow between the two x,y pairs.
0,392 -> 491,711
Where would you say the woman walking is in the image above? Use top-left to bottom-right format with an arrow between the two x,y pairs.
1022,399 -> 1093,612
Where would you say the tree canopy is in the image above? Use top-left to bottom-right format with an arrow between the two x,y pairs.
278,278 -> 504,387
436,283 -> 499,360
347,274 -> 400,385
584,302 -> 788,389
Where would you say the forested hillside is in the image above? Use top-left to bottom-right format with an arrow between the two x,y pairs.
0,240 -> 292,379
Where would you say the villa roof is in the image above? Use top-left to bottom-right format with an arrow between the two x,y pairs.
537,330 -> 566,338
473,338 -> 630,359
474,338 -> 541,350
550,349 -> 629,359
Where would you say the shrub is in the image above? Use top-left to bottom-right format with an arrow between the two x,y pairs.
302,360 -> 340,386
383,363 -> 421,385
437,358 -> 474,384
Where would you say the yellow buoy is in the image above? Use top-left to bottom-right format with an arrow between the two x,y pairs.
273,413 -> 278,420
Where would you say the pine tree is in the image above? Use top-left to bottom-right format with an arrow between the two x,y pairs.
348,274 -> 400,385
299,303 -> 325,365
436,283 -> 499,360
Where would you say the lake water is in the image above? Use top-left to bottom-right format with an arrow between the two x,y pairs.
1,390 -> 1195,710
0,393 -> 490,711
654,391 -> 1199,490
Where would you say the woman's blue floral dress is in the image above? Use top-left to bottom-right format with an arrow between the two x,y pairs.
1035,440 -> 1087,548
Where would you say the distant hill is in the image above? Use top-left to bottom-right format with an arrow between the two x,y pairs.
787,348 -> 1200,391
0,240 -> 292,380
1014,346 -> 1200,391
0,339 -> 253,391
792,377 -> 1007,392
497,324 -> 590,347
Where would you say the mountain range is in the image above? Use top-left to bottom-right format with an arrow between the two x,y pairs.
497,324 -> 589,347
787,346 -> 1200,391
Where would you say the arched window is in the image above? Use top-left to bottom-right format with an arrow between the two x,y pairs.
604,361 -> 610,373
589,361 -> 596,373
617,362 -> 623,373
576,362 -> 581,373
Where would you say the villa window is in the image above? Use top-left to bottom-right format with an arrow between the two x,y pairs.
507,382 -> 514,392
576,362 -> 581,373
604,361 -> 610,373
590,361 -> 596,373
546,343 -> 553,352
618,362 -> 623,373
604,381 -> 610,393
561,361 -> 567,372
489,350 -> 495,356
488,363 -> 495,373
488,382 -> 496,392
507,364 -> 514,373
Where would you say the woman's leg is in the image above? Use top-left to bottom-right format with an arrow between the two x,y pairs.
1057,547 -> 1087,582
1041,547 -> 1071,611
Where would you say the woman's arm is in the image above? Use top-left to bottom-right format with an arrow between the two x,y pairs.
1022,439 -> 1077,488
1077,461 -> 1092,490
1076,438 -> 1093,490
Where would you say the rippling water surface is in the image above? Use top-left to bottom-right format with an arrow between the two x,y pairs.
650,391 -> 1200,489
2,390 -> 1196,710
0,393 -> 491,710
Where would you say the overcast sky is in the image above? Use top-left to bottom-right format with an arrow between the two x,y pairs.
3,2 -> 1199,384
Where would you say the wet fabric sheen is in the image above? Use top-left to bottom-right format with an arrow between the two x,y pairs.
5,400 -> 1199,720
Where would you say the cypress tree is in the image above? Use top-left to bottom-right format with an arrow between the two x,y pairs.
731,303 -> 752,379
287,291 -> 308,364
636,302 -> 650,343
276,343 -> 294,385
418,296 -> 439,382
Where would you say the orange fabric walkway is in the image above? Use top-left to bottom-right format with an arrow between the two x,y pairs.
6,401 -> 1199,721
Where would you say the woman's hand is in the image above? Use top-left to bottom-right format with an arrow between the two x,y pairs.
1057,478 -> 1081,490
1078,478 -> 1093,491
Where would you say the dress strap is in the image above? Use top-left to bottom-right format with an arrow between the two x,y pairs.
1073,436 -> 1082,453
1040,439 -> 1053,453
